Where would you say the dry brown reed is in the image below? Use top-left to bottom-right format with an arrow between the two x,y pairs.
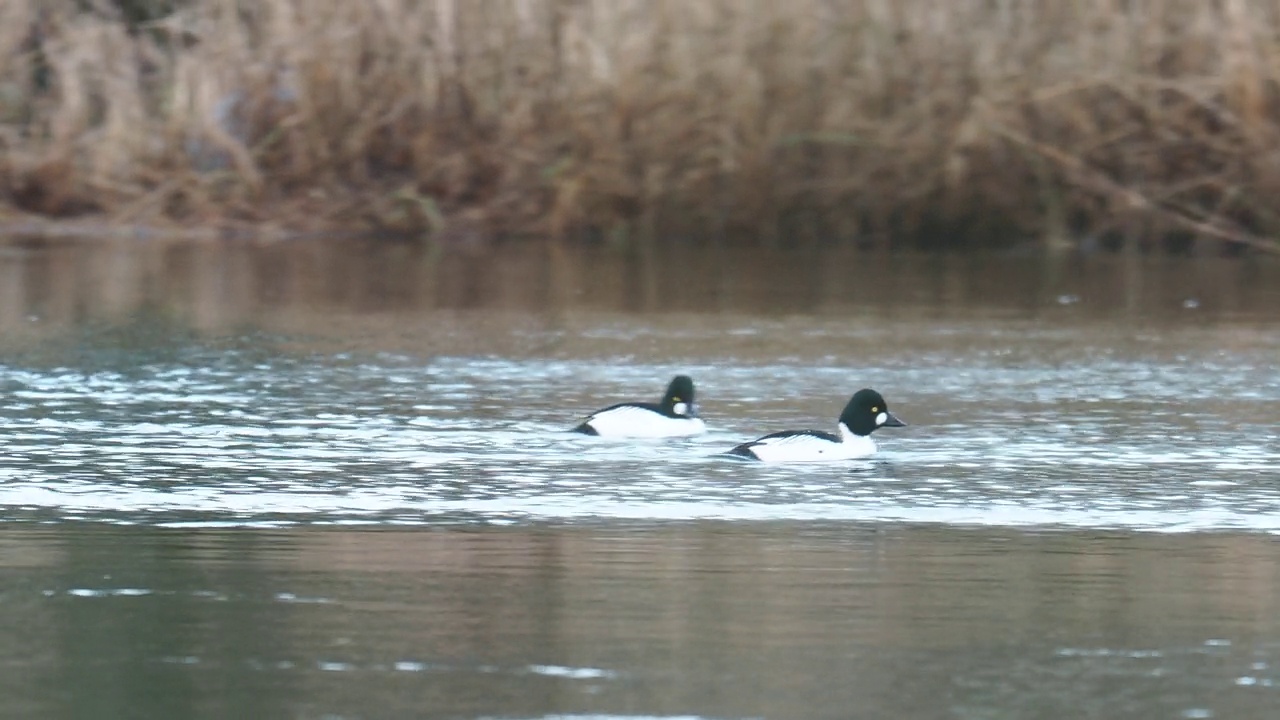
2,0 -> 1280,252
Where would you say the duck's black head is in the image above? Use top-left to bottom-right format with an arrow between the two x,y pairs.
661,375 -> 698,417
838,388 -> 906,437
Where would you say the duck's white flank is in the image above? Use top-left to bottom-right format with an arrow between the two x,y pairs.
582,405 -> 707,438
739,423 -> 877,462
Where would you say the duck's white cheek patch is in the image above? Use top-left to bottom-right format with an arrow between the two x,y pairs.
673,402 -> 688,416
876,412 -> 888,425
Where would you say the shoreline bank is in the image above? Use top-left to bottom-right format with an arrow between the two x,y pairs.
4,1 -> 1280,254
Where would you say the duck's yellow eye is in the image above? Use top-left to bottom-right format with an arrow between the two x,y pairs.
672,397 -> 681,403
871,406 -> 879,413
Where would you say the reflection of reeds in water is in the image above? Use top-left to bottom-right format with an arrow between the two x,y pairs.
2,1 -> 1280,252
1,240 -> 1276,350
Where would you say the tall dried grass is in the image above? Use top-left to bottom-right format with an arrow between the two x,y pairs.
2,0 -> 1280,251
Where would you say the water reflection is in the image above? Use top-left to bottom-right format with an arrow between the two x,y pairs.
1,239 -> 1278,342
3,524 -> 1280,719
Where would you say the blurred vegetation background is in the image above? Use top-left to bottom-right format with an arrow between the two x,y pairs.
1,0 -> 1279,254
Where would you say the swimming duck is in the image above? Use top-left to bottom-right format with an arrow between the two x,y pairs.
571,375 -> 707,438
725,388 -> 905,462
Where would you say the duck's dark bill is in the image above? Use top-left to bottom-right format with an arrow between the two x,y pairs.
883,412 -> 906,427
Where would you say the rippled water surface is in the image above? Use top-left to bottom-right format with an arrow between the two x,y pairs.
2,320 -> 1276,531
1,239 -> 1279,718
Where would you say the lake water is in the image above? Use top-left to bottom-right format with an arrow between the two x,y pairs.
0,237 -> 1279,719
